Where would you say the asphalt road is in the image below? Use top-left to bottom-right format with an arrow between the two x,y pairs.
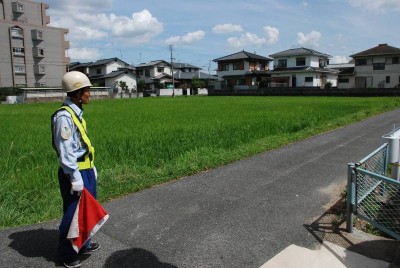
1,108 -> 400,268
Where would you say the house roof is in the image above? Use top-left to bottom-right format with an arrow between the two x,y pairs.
136,60 -> 171,68
89,57 -> 129,67
173,63 -> 200,69
269,47 -> 331,58
90,70 -> 134,80
213,50 -> 273,62
350,44 -> 400,58
270,66 -> 338,74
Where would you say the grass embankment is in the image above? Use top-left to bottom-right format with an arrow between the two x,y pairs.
1,96 -> 399,228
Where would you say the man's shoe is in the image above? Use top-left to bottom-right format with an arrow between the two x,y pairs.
63,257 -> 81,268
80,242 -> 100,254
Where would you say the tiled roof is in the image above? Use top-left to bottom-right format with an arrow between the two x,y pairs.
173,63 -> 200,69
269,48 -> 331,58
137,60 -> 170,68
89,57 -> 129,67
213,50 -> 273,62
350,44 -> 400,57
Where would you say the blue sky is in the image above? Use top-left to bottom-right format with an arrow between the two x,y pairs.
45,0 -> 400,73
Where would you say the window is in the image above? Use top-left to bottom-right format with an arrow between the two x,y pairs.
304,77 -> 313,82
296,57 -> 306,66
14,65 -> 25,73
338,78 -> 349,83
12,47 -> 24,55
233,62 -> 244,70
355,59 -> 367,66
373,63 -> 385,70
17,3 -> 23,11
39,65 -> 45,73
145,69 -> 150,77
96,69 -> 101,74
386,76 -> 390,83
157,67 -> 164,73
277,59 -> 287,68
218,63 -> 229,71
393,57 -> 399,64
137,70 -> 143,76
11,27 -> 23,38
38,48 -> 44,56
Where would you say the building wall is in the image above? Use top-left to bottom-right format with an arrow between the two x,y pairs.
105,73 -> 137,90
355,56 -> 400,88
0,0 -> 69,87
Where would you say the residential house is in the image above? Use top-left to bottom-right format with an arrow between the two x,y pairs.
269,48 -> 338,88
213,50 -> 272,90
350,44 -> 400,88
135,60 -> 173,90
69,57 -> 136,91
0,0 -> 70,87
173,62 -> 217,92
327,61 -> 355,89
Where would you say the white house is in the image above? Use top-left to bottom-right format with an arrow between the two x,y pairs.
350,44 -> 400,88
69,57 -> 136,91
269,48 -> 338,88
135,60 -> 173,90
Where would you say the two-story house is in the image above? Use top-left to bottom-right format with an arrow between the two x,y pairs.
269,48 -> 338,88
0,0 -> 70,87
135,60 -> 174,90
213,50 -> 272,90
69,57 -> 136,91
173,62 -> 217,87
350,44 -> 400,88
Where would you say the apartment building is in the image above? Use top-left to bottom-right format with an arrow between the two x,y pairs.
0,0 -> 70,87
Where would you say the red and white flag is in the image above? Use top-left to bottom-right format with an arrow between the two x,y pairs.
67,188 -> 109,253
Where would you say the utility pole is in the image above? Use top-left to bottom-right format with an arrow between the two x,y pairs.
170,45 -> 175,98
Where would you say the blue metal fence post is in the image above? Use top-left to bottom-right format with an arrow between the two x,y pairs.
346,162 -> 356,233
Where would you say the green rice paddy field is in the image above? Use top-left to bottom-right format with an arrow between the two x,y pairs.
1,96 -> 399,228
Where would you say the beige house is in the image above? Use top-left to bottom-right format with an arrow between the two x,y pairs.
350,44 -> 400,88
0,0 -> 70,87
213,50 -> 272,90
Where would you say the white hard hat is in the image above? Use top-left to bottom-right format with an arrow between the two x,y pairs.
62,71 -> 93,93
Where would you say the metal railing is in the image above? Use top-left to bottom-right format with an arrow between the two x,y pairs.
347,143 -> 400,240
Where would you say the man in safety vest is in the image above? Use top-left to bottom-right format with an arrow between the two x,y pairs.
51,71 -> 99,268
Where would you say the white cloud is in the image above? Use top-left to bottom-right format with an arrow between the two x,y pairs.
166,30 -> 205,45
329,56 -> 349,64
227,33 -> 266,48
263,26 -> 279,45
68,47 -> 101,62
212,24 -> 243,34
49,9 -> 163,46
349,0 -> 400,13
297,31 -> 321,48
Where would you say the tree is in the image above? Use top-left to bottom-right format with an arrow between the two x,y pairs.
118,81 -> 128,92
191,77 -> 205,90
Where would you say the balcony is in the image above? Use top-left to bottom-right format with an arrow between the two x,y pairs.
14,65 -> 26,74
31,29 -> 43,41
33,47 -> 44,58
34,65 -> 46,74
12,47 -> 25,56
12,2 -> 24,14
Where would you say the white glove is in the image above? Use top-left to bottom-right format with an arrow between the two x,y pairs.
70,179 -> 84,195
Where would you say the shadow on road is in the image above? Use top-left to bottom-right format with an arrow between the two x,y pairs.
104,248 -> 178,268
8,228 -> 58,264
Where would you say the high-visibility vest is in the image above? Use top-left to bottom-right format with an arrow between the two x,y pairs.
55,105 -> 95,170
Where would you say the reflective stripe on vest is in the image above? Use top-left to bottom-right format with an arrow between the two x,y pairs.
59,106 -> 95,170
